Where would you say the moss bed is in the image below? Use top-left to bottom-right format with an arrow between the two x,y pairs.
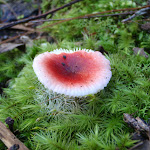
0,0 -> 150,149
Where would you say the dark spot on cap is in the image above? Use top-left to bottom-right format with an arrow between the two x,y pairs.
63,55 -> 66,59
61,63 -> 65,66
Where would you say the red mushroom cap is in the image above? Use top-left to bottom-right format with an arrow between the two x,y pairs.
33,48 -> 112,97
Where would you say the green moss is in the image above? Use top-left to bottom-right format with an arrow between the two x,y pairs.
0,49 -> 24,93
0,40 -> 46,91
0,0 -> 149,149
0,42 -> 149,149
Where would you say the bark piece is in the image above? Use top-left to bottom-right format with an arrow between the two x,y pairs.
123,113 -> 150,150
0,121 -> 29,150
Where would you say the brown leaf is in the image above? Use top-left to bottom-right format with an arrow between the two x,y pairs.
0,43 -> 25,53
11,25 -> 36,32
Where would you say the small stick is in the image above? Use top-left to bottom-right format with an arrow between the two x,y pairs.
123,113 -> 150,132
122,7 -> 150,23
123,113 -> 141,131
0,121 -> 29,150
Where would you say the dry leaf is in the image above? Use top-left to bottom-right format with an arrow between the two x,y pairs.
0,43 -> 25,53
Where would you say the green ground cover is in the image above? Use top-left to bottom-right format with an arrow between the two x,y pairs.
0,0 -> 150,149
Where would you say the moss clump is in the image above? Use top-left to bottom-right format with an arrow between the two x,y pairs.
0,0 -> 150,149
0,40 -> 46,92
0,42 -> 149,149
0,49 -> 24,92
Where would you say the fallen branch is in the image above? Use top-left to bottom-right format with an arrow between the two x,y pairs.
0,0 -> 83,31
0,121 -> 29,150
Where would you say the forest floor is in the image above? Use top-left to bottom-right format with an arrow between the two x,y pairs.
0,0 -> 150,150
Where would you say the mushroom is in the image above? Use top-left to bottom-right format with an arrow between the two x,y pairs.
33,48 -> 112,97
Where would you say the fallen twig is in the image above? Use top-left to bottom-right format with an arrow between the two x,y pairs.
123,18 -> 150,23
122,7 -> 150,23
82,11 -> 135,18
124,113 -> 150,133
123,113 -> 150,150
0,0 -> 83,31
0,121 -> 29,150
